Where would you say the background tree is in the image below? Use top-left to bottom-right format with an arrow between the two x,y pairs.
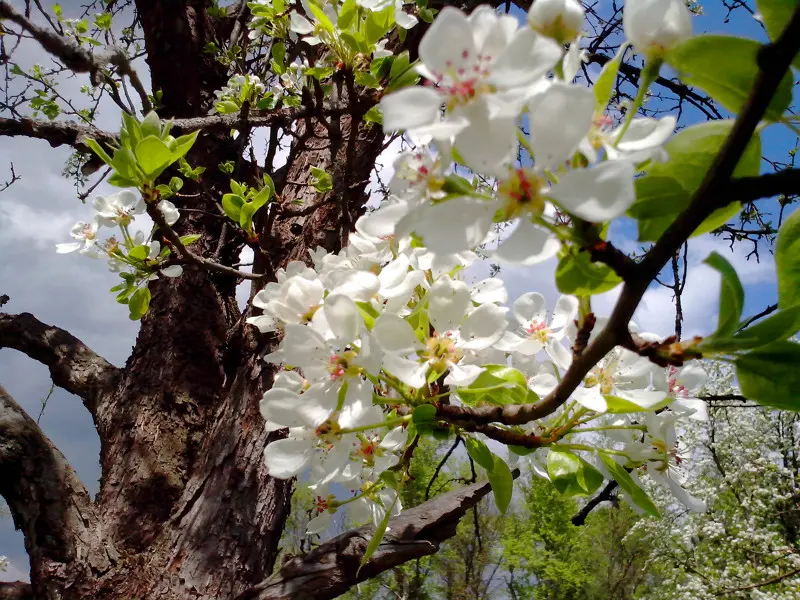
0,0 -> 799,599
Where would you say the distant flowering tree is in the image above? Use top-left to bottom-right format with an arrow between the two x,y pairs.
1,0 -> 800,598
635,361 -> 800,599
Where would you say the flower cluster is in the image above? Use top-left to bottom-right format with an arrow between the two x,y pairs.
56,190 -> 184,317
252,185 -> 707,533
378,1 -> 681,264
213,74 -> 269,114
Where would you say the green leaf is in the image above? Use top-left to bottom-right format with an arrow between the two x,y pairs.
756,0 -> 800,69
216,100 -> 241,114
108,173 -> 141,188
363,106 -> 383,125
355,71 -> 381,88
464,436 -> 494,471
170,131 -> 199,163
704,252 -> 744,337
140,111 -> 162,138
338,0 -> 357,30
128,286 -> 151,320
704,305 -> 800,352
179,234 -> 201,246
736,341 -> 800,409
508,444 -> 535,456
412,404 -> 437,423
547,449 -> 604,497
776,207 -> 800,310
604,395 -> 671,414
599,454 -> 660,517
555,250 -> 622,296
169,176 -> 183,192
441,173 -> 476,196
629,121 -> 761,241
487,455 -> 513,514
135,136 -> 172,177
365,4 -> 394,44
355,301 -> 380,329
271,42 -> 286,68
358,492 -> 398,573
311,167 -> 333,192
121,112 -> 143,147
665,35 -> 793,121
222,193 -> 245,221
111,146 -> 139,180
240,202 -> 257,232
308,2 -> 335,33
261,173 -> 275,200
457,365 -> 535,406
594,43 -> 628,112
128,245 -> 149,261
83,137 -> 114,167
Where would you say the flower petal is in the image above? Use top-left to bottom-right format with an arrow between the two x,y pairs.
413,196 -> 495,255
380,87 -> 442,132
459,303 -> 508,350
527,81 -> 594,170
429,275 -> 471,333
264,438 -> 313,478
548,160 -> 635,222
489,28 -> 562,88
494,219 -> 560,266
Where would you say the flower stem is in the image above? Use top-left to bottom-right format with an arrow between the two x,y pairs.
613,59 -> 661,146
338,415 -> 411,435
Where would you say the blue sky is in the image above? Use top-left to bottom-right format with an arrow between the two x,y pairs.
1,0 -> 798,582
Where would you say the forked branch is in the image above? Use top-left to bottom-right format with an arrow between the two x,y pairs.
0,312 -> 120,415
0,385 -> 117,597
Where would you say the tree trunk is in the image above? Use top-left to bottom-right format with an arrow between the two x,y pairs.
0,2 -> 509,598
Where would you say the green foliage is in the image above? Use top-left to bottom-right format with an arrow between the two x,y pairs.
757,0 -> 800,68
735,341 -> 800,409
556,248 -> 622,295
547,449 -> 604,497
457,364 -> 538,406
85,112 -> 200,187
665,35 -> 793,121
593,43 -> 628,112
776,206 -> 800,310
628,121 -> 761,241
599,454 -> 660,517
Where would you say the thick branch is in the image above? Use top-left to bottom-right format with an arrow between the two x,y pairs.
0,385 -> 117,598
0,106 -> 348,153
0,117 -> 117,152
724,169 -> 800,203
0,312 -> 120,414
0,582 -> 33,600
571,481 -> 618,526
0,1 -> 96,74
237,475 -> 512,600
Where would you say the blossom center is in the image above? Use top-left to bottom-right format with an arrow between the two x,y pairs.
499,168 -> 546,220
424,334 -> 463,372
585,367 -> 615,395
525,320 -> 551,344
328,350 -> 358,381
426,52 -> 495,109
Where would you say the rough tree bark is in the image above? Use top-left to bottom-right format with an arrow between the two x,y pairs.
0,2 -> 496,598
